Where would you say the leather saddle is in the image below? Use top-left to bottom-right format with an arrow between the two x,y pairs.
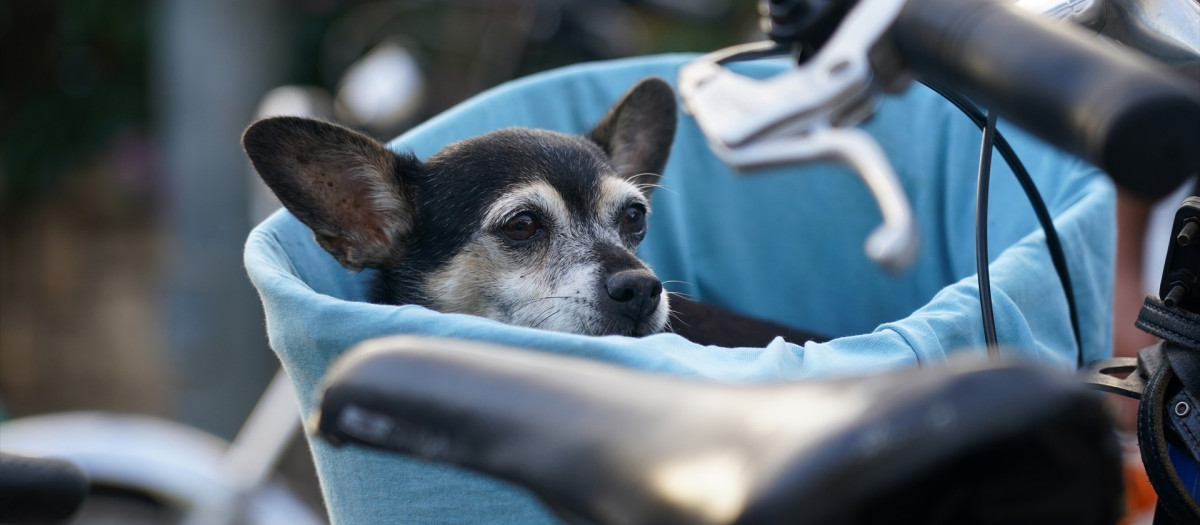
313,336 -> 1122,525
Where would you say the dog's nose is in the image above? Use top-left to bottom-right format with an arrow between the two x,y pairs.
605,270 -> 662,318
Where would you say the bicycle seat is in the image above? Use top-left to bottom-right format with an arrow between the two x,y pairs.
313,336 -> 1122,525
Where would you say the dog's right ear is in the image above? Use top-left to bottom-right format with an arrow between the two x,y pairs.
587,77 -> 677,194
243,117 -> 418,271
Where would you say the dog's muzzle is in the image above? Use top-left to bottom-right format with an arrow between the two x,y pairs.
604,269 -> 663,328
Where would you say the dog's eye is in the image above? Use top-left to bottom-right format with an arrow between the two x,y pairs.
501,212 -> 540,241
620,205 -> 646,235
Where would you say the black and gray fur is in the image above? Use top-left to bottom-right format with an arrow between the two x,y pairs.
243,78 -> 677,337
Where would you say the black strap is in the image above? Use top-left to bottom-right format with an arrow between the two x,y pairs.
1135,295 -> 1200,522
1139,361 -> 1200,523
1166,386 -> 1200,460
1164,343 -> 1200,462
1137,296 -> 1200,352
1166,343 -> 1200,405
1153,502 -> 1179,525
1138,295 -> 1200,408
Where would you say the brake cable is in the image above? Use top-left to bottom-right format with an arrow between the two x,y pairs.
926,82 -> 1084,367
976,109 -> 1001,355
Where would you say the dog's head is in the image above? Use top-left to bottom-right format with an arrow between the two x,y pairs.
244,77 -> 677,336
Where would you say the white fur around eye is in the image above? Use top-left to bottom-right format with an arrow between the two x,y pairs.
598,177 -> 650,222
483,181 -> 571,231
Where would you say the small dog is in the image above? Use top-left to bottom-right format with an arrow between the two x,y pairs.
245,77 -> 823,344
245,78 -> 675,337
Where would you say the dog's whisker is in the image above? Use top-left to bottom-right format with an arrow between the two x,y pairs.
632,178 -> 677,196
513,295 -> 573,308
599,317 -> 620,337
527,309 -> 551,329
520,301 -> 561,329
661,279 -> 695,300
532,308 -> 566,330
531,296 -> 572,302
667,312 -> 692,330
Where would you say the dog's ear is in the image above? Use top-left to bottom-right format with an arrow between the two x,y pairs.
587,77 -> 677,194
243,116 -> 418,271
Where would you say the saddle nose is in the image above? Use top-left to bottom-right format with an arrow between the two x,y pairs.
604,270 -> 662,319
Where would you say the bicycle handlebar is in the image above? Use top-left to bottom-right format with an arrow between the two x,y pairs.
892,0 -> 1200,198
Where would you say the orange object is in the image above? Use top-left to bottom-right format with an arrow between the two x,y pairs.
1120,440 -> 1157,525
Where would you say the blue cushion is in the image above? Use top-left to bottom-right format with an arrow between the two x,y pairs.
245,53 -> 1114,524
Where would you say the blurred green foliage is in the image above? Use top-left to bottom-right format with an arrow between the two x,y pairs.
0,0 -> 755,206
0,1 -> 150,204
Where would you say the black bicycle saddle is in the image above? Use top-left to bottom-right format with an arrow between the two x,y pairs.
313,336 -> 1122,525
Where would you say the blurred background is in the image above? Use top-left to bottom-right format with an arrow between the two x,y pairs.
0,0 -> 760,514
2,0 -> 1195,522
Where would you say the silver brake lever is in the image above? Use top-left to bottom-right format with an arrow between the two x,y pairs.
717,125 -> 918,273
678,0 -> 918,271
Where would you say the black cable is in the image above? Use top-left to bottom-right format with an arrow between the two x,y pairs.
976,110 -> 1000,356
925,82 -> 1084,368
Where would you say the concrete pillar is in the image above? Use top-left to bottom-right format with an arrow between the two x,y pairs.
153,0 -> 289,438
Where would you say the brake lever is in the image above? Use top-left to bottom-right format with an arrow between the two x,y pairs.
678,0 -> 919,271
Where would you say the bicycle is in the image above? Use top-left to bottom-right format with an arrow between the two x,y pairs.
296,0 -> 1200,523
0,370 -> 323,525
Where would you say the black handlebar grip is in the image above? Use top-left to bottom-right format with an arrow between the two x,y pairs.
892,0 -> 1200,199
0,453 -> 88,524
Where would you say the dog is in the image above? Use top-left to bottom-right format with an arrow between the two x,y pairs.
244,77 -> 824,345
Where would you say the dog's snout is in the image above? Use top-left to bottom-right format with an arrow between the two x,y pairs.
605,270 -> 662,318
606,270 -> 661,303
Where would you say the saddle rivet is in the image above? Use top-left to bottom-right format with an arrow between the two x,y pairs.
1175,401 -> 1191,417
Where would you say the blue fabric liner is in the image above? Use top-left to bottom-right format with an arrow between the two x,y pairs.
244,54 -> 1115,524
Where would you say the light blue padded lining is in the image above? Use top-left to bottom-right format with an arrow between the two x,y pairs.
245,54 -> 1114,524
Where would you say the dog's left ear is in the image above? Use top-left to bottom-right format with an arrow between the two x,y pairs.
587,77 -> 677,194
243,117 -> 419,271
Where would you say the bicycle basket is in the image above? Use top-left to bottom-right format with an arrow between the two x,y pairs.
244,54 -> 1115,524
